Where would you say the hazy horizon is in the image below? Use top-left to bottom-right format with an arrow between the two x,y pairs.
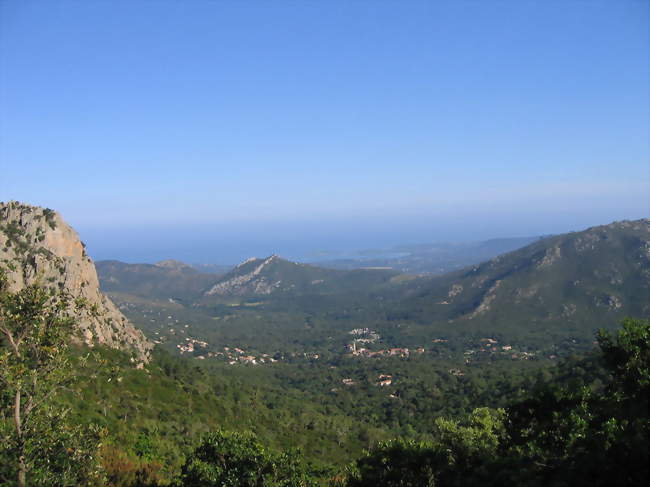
76,209 -> 646,265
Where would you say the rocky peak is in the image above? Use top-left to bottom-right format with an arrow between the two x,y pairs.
204,254 -> 284,296
0,201 -> 152,362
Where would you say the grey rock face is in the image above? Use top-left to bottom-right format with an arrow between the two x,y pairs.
205,255 -> 281,296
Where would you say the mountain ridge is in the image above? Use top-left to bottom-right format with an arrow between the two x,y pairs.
96,259 -> 221,303
391,218 -> 650,343
202,254 -> 398,299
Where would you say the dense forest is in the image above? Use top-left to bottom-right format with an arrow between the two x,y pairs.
0,276 -> 647,486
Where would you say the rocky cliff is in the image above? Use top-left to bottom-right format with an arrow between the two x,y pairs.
0,201 -> 152,362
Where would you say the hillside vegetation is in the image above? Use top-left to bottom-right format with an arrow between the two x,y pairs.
96,260 -> 221,304
384,219 -> 650,345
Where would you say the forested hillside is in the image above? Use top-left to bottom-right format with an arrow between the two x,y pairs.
383,219 -> 650,346
96,260 -> 222,303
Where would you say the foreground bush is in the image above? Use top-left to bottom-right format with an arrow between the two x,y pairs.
347,407 -> 506,487
179,430 -> 317,487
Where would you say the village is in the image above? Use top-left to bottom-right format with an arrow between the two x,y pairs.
175,337 -> 282,364
167,323 -> 540,367
343,329 -> 537,362
344,328 -> 423,358
116,300 -> 543,369
461,337 -> 538,363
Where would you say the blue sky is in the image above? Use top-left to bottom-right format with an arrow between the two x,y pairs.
1,1 -> 648,263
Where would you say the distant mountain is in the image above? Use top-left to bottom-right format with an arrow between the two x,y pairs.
154,259 -> 196,272
96,259 -> 222,302
313,236 -> 541,274
0,201 -> 152,361
203,254 -> 398,300
393,219 -> 650,343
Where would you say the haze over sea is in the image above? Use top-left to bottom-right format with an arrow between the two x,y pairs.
80,206 -> 644,265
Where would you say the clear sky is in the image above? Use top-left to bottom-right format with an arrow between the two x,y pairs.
1,1 -> 648,263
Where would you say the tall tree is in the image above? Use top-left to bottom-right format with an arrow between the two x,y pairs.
0,273 -> 102,486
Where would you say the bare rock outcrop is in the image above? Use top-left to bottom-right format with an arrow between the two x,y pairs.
0,201 -> 152,362
205,255 -> 282,296
468,280 -> 502,319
